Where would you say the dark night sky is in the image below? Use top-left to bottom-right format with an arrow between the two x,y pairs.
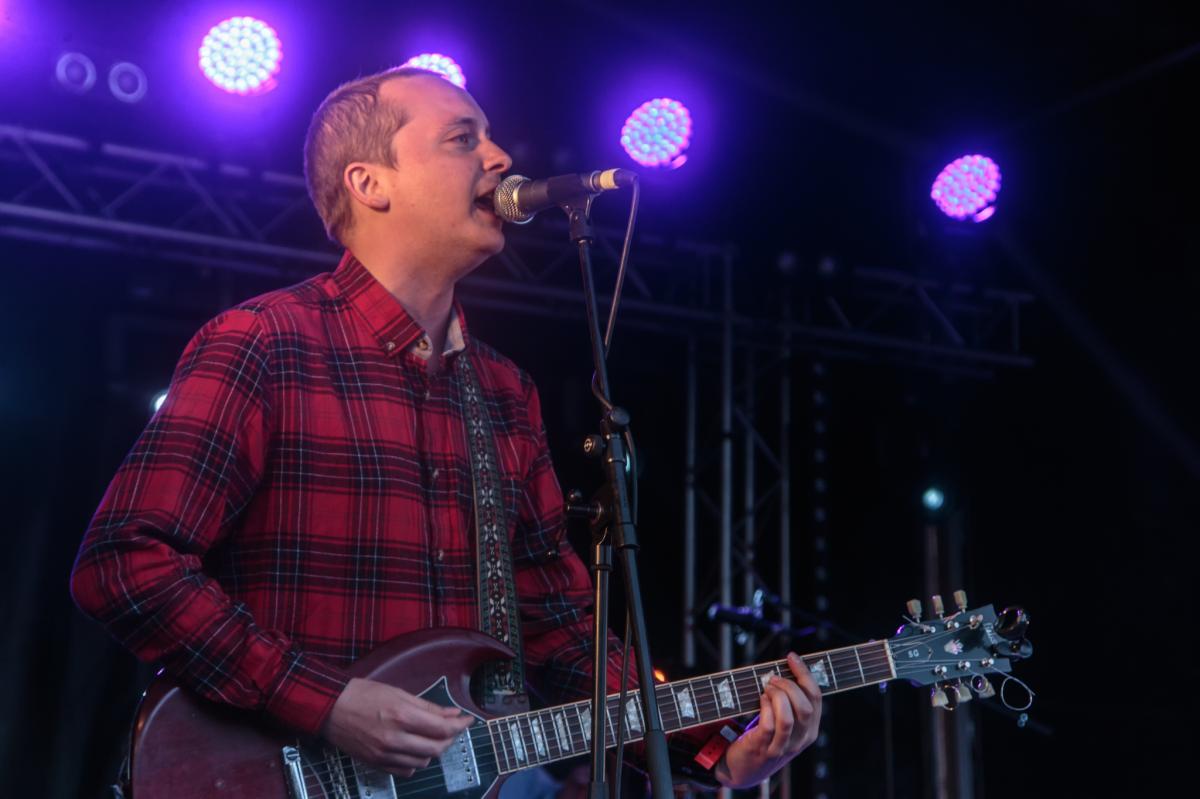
1,1 -> 1198,796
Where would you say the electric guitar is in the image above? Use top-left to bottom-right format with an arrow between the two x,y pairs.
126,595 -> 1031,798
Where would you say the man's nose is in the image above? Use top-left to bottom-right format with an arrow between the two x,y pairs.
485,140 -> 513,173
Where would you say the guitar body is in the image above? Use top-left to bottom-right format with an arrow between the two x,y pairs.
129,628 -> 522,799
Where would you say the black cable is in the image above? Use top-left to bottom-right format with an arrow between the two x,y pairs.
604,178 -> 640,357
612,610 -> 633,797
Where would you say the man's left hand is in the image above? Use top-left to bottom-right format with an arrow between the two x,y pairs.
715,652 -> 823,789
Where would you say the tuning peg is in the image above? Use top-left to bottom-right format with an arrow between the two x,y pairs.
931,595 -> 945,618
1005,639 -> 1034,660
995,607 -> 1030,641
906,599 -> 923,622
953,590 -> 968,612
940,682 -> 970,711
930,687 -> 950,709
971,676 -> 996,699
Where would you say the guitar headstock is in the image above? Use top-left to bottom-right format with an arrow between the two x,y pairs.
889,591 -> 1032,710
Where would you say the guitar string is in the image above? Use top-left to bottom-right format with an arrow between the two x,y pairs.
296,646 -> 900,785
299,623 -> 1014,791
297,651 -> 901,791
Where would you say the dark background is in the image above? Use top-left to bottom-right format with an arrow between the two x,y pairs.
2,1 -> 1197,796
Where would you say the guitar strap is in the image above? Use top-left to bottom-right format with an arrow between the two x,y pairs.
455,352 -> 526,707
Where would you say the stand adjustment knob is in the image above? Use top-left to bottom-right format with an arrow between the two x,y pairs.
582,435 -> 606,458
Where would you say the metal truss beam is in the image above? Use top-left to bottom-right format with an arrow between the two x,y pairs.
1,124 -> 1033,374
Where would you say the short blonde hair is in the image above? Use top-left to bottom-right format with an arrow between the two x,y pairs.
303,66 -> 432,244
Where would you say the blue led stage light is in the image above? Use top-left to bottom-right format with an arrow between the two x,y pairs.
620,98 -> 692,169
922,487 -> 945,511
198,16 -> 282,95
931,154 -> 1001,222
403,53 -> 466,88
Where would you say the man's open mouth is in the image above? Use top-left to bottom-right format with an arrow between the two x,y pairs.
474,191 -> 496,213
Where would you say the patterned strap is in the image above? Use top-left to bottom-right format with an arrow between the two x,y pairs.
456,353 -> 526,705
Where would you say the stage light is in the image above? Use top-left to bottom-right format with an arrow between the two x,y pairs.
403,53 -> 466,88
56,52 -> 97,94
922,487 -> 945,511
108,62 -> 148,104
931,154 -> 1001,222
198,16 -> 282,95
151,390 -> 168,414
620,98 -> 692,169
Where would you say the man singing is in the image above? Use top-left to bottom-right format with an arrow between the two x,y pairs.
70,65 -> 820,791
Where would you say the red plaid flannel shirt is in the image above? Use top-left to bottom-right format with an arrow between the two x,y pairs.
70,251 -> 638,733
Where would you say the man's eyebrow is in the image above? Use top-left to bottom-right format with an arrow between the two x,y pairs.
441,116 -> 491,137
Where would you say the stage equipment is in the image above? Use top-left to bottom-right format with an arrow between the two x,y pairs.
151,390 -> 168,414
492,170 -> 637,225
198,16 -> 282,95
108,61 -> 148,104
539,165 -> 675,799
620,98 -> 692,168
922,487 -> 945,511
931,154 -> 1001,222
403,53 -> 467,88
119,601 -> 1029,797
55,52 -> 97,94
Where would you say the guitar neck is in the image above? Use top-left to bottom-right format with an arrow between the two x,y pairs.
484,639 -> 896,773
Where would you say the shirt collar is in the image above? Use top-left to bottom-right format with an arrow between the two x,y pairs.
330,250 -> 471,359
409,309 -> 466,361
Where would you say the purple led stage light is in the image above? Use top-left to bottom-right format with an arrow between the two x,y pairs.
930,154 -> 1002,222
620,98 -> 692,169
198,16 -> 282,95
403,53 -> 466,88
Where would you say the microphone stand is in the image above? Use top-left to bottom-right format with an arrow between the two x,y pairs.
557,194 -> 674,799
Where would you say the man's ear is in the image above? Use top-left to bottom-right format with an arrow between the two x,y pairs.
343,162 -> 391,212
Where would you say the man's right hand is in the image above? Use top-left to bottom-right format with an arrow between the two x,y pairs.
321,677 -> 475,778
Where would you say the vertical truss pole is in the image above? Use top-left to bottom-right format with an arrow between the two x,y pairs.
780,297 -> 793,633
683,337 -> 698,670
811,358 -> 834,799
742,349 -> 757,661
779,297 -> 794,799
717,255 -> 735,799
720,254 -> 734,672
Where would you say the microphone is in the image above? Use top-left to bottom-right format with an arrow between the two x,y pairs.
492,169 -> 638,224
705,603 -> 763,627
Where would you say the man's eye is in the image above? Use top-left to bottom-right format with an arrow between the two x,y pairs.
453,133 -> 473,145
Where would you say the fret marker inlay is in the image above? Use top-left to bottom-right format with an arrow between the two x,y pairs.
675,687 -> 696,719
580,707 -> 592,744
809,660 -> 831,688
509,723 -> 526,763
625,698 -> 643,733
717,677 -> 735,709
553,712 -> 570,751
530,717 -> 547,757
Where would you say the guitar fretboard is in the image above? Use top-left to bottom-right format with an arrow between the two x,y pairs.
485,640 -> 895,773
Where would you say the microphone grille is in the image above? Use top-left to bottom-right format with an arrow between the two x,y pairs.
493,174 -> 533,224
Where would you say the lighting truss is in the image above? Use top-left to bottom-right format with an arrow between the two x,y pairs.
0,124 -> 1032,374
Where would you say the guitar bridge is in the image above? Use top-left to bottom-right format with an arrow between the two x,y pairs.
440,726 -> 481,793
281,745 -> 398,799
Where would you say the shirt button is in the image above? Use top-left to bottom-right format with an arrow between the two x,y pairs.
417,337 -> 431,351
385,341 -> 396,352
431,468 -> 440,481
436,548 -> 445,562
